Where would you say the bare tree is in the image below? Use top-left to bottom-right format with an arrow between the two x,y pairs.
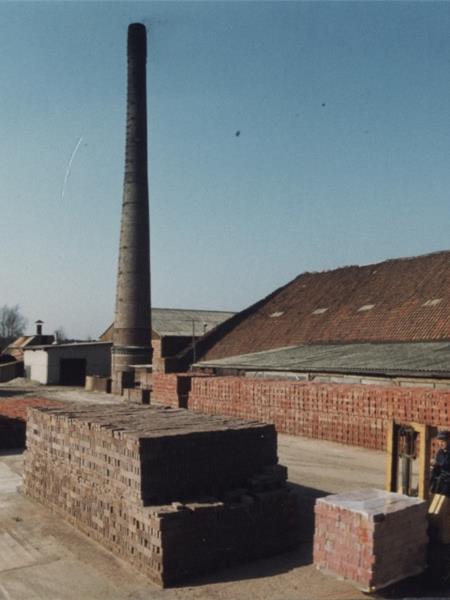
54,326 -> 68,343
0,304 -> 27,350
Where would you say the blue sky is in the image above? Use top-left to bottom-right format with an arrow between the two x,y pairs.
1,1 -> 449,338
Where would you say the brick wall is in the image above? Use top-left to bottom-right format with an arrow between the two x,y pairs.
161,375 -> 450,451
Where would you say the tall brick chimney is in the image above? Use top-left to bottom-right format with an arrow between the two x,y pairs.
111,23 -> 152,395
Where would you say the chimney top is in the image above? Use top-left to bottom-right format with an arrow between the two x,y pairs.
128,23 -> 146,61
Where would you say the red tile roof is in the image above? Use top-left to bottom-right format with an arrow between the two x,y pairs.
193,251 -> 450,362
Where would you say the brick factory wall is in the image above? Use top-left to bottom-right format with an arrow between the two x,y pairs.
153,374 -> 450,451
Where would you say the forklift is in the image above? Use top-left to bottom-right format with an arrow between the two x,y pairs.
385,421 -> 436,500
385,421 -> 450,584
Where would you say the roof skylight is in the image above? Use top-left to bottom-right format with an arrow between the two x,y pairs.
357,304 -> 376,312
422,298 -> 442,307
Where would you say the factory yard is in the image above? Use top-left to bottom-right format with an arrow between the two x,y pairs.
0,381 -> 446,600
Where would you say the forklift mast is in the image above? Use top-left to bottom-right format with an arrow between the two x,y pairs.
385,421 -> 437,500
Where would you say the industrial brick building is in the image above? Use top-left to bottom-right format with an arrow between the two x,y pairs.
152,250 -> 450,452
101,307 -> 234,373
182,250 -> 450,368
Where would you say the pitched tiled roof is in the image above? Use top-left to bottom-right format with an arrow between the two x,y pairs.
192,250 -> 450,362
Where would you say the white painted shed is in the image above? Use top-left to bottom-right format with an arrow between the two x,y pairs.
24,342 -> 112,385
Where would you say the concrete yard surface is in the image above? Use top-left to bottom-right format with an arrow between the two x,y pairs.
0,442 -> 375,600
0,382 -> 448,599
0,432 -> 438,600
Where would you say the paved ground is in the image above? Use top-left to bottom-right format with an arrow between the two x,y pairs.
0,379 -> 121,405
0,380 -> 447,600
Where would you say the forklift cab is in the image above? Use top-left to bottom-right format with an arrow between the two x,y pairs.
385,421 -> 437,500
386,421 -> 450,565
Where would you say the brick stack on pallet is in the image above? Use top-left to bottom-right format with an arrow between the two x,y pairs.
23,403 -> 299,586
313,488 -> 428,592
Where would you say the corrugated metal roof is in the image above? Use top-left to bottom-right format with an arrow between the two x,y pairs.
194,341 -> 450,378
151,308 -> 235,336
100,308 -> 235,341
25,341 -> 112,351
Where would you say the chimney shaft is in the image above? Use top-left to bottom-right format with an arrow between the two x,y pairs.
35,320 -> 43,336
111,23 -> 152,394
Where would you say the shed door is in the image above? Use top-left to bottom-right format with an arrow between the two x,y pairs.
59,358 -> 86,386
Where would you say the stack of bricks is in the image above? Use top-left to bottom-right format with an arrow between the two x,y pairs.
313,488 -> 428,592
0,397 -> 63,449
185,375 -> 450,450
122,387 -> 151,404
151,373 -> 188,408
152,373 -> 211,409
23,403 -> 299,586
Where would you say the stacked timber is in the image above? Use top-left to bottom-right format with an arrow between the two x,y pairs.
23,403 -> 299,586
313,488 -> 428,592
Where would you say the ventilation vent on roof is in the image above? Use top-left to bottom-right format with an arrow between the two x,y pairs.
422,298 -> 442,307
269,311 -> 284,318
357,304 -> 375,312
312,308 -> 328,315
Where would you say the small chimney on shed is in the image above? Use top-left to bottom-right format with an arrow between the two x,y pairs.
35,320 -> 43,336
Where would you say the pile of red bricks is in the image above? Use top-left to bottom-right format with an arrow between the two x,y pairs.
168,375 -> 450,450
152,373 -> 195,408
313,488 -> 428,592
0,397 -> 63,449
23,403 -> 299,586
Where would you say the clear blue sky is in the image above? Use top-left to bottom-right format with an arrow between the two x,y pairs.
1,1 -> 449,338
